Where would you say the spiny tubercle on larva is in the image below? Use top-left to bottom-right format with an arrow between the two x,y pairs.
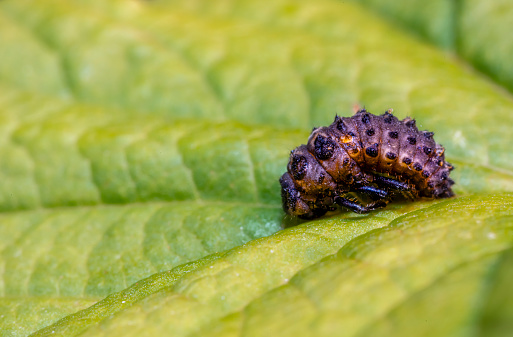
279,108 -> 455,219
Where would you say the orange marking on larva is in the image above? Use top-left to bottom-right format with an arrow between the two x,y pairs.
340,134 -> 353,143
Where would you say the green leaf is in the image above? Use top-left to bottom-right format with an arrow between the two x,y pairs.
346,0 -> 513,92
0,0 -> 512,336
33,195 -> 513,336
343,0 -> 457,49
0,297 -> 98,337
477,246 -> 513,337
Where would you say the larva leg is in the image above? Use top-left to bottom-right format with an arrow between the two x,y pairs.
334,196 -> 387,214
373,175 -> 410,191
355,185 -> 388,199
400,190 -> 416,201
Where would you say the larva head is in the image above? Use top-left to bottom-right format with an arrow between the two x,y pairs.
279,172 -> 315,218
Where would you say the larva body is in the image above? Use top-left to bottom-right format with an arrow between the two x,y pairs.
279,109 -> 455,219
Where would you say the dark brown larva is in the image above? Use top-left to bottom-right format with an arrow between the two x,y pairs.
279,109 -> 455,219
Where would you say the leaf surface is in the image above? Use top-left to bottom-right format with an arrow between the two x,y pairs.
346,0 -> 513,92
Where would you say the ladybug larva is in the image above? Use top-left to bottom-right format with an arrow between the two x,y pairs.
279,108 -> 455,219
